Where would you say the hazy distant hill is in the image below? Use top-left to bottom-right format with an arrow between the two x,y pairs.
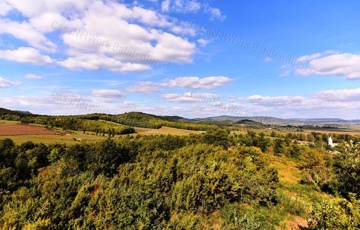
198,116 -> 360,126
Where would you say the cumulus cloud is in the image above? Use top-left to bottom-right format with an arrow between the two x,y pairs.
128,75 -> 231,94
0,0 -> 205,72
0,18 -> 55,51
91,89 -> 124,98
295,52 -> 360,80
58,54 -> 151,72
162,92 -> 218,103
0,77 -> 20,88
0,47 -> 54,65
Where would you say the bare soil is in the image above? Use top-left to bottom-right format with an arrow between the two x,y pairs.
0,124 -> 59,136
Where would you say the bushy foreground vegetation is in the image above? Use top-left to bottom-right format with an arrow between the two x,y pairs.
0,127 -> 359,229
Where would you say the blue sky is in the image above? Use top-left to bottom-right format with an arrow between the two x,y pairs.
0,0 -> 360,119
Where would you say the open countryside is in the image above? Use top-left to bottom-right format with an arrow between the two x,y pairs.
1,1 -> 360,229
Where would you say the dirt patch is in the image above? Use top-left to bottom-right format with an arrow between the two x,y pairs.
0,124 -> 60,136
283,216 -> 308,230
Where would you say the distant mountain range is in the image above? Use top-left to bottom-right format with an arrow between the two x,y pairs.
1,107 -> 359,127
196,116 -> 360,126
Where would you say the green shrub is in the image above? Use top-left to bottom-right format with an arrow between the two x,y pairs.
332,142 -> 360,198
221,204 -> 275,230
307,196 -> 360,230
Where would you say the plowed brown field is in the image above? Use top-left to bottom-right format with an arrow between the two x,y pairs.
0,124 -> 59,136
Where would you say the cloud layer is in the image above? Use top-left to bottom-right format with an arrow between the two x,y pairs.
162,92 -> 218,103
0,0 -> 215,72
2,86 -> 360,119
129,75 -> 232,93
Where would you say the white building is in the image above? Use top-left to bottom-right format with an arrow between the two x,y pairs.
328,136 -> 335,148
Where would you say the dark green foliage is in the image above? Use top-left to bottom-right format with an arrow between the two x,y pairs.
1,127 -> 359,229
89,139 -> 131,177
109,112 -> 217,131
0,139 -> 15,167
234,131 -> 271,152
69,177 -> 170,229
170,145 -> 278,212
0,134 -> 280,229
332,142 -> 360,198
202,128 -> 230,148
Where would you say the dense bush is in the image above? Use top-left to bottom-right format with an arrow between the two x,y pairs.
1,128 -> 359,229
299,149 -> 333,191
332,142 -> 360,198
171,145 -> 278,212
0,134 -> 280,229
307,196 -> 360,229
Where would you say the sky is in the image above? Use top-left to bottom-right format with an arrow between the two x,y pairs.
0,0 -> 360,119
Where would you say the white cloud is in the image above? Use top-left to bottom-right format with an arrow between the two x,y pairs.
58,54 -> 150,72
0,1 -> 12,16
315,88 -> 360,102
243,87 -> 360,119
163,76 -> 231,89
197,38 -> 210,47
5,0 -> 90,18
206,6 -> 225,20
128,75 -> 231,94
0,76 -> 20,88
0,0 -> 202,72
2,87 -> 360,118
162,92 -> 218,103
0,47 -> 54,65
296,52 -> 326,63
128,82 -> 160,93
296,52 -> 360,80
161,0 -> 171,12
91,89 -> 124,98
159,0 -> 224,20
0,18 -> 55,51
162,0 -> 201,13
25,73 -> 44,80
247,95 -> 305,107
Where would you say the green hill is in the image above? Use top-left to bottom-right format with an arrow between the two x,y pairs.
0,108 -> 217,134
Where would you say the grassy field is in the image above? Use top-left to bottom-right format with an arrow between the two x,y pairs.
135,126 -> 204,136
